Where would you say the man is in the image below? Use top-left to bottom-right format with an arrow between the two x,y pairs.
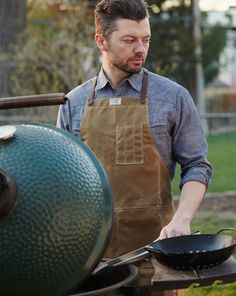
57,0 -> 212,259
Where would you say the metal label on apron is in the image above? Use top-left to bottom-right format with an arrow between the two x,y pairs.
109,98 -> 122,106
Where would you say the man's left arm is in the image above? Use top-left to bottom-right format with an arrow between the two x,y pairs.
158,87 -> 212,240
158,180 -> 206,239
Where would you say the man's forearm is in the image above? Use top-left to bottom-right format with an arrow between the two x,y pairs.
173,180 -> 207,225
158,181 -> 206,239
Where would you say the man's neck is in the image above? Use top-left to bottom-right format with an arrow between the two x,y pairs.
102,62 -> 130,89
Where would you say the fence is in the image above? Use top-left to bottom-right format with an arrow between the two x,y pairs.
204,86 -> 236,132
0,87 -> 236,133
0,105 -> 59,126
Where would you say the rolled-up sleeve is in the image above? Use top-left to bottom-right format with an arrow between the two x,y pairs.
173,87 -> 212,189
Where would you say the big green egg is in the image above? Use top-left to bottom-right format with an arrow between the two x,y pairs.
0,124 -> 113,296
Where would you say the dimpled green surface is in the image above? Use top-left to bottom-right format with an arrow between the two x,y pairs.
0,124 -> 113,296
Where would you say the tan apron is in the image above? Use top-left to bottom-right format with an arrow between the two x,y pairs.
80,70 -> 174,258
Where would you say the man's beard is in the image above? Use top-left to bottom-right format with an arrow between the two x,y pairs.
111,55 -> 145,74
116,64 -> 142,74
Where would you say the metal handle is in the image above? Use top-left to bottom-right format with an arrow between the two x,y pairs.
0,93 -> 66,109
0,93 -> 73,133
145,244 -> 169,256
216,228 -> 236,235
92,247 -> 149,275
0,169 -> 17,222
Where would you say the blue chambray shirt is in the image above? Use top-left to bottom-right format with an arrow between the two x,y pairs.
57,68 -> 212,189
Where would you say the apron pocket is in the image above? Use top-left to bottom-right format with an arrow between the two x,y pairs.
116,124 -> 144,165
103,206 -> 174,258
116,207 -> 174,254
116,208 -> 162,254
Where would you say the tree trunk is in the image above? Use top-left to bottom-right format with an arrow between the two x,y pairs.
0,0 -> 26,97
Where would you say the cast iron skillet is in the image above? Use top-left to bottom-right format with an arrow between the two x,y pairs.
93,228 -> 236,274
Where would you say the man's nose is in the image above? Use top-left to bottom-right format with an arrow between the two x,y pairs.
134,41 -> 146,54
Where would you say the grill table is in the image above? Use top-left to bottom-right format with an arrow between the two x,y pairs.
122,256 -> 236,295
71,256 -> 236,295
149,256 -> 236,290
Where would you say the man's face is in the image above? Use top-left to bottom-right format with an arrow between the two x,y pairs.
103,18 -> 151,74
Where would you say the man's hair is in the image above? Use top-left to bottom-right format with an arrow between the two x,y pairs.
95,0 -> 149,40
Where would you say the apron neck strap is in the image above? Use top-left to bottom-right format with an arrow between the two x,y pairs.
140,69 -> 148,104
88,69 -> 149,106
88,77 -> 98,106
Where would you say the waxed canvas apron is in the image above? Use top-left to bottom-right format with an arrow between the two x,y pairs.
80,70 -> 174,258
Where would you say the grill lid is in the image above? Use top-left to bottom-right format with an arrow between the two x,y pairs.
0,123 -> 113,296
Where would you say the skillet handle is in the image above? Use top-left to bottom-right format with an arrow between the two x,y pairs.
191,230 -> 201,235
145,245 -> 168,256
216,228 -> 236,235
92,247 -> 149,275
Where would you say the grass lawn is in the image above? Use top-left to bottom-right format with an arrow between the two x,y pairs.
172,132 -> 236,195
185,282 -> 236,296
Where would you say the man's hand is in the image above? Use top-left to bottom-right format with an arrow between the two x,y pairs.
157,217 -> 191,240
157,181 -> 206,241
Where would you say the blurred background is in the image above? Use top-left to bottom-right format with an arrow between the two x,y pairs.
0,1 -> 236,294
0,0 -> 236,131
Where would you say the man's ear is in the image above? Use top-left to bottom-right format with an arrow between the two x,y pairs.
95,34 -> 108,52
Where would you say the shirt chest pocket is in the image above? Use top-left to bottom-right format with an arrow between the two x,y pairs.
150,115 -> 168,135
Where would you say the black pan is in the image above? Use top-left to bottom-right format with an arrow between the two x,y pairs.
146,228 -> 236,270
93,228 -> 236,274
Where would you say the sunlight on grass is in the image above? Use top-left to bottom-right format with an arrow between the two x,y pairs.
186,282 -> 236,296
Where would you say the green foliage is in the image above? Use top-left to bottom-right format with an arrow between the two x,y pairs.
201,15 -> 228,84
9,0 -> 229,97
146,0 -> 228,93
147,1 -> 193,89
11,2 -> 100,96
9,0 -> 229,98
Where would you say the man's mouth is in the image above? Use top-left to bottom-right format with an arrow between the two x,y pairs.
130,58 -> 143,64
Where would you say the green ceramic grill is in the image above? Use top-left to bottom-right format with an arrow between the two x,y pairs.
0,94 -> 113,296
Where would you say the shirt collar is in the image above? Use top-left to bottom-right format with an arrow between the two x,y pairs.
96,68 -> 145,92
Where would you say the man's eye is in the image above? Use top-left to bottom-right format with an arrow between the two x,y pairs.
143,39 -> 150,45
124,39 -> 133,44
